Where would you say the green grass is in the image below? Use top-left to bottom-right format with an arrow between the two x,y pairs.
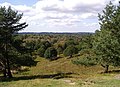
0,56 -> 120,87
0,79 -> 74,87
1,75 -> 120,87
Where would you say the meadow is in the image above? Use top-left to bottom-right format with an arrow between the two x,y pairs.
1,56 -> 120,87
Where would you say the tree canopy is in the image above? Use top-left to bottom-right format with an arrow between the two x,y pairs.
44,47 -> 57,60
93,2 -> 120,73
63,45 -> 78,58
0,6 -> 36,78
72,1 -> 120,73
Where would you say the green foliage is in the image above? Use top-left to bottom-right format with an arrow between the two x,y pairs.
0,6 -> 31,78
37,47 -> 46,57
63,45 -> 78,57
93,29 -> 120,66
18,54 -> 36,67
63,39 -> 78,50
93,1 -> 120,72
57,45 -> 63,55
36,40 -> 52,57
76,35 -> 93,51
73,49 -> 96,66
36,41 -> 51,50
44,47 -> 57,60
42,41 -> 51,49
73,1 -> 120,73
11,35 -> 26,53
98,1 -> 120,38
8,52 -> 36,69
98,1 -> 116,30
73,57 -> 96,67
66,39 -> 77,46
25,41 -> 36,52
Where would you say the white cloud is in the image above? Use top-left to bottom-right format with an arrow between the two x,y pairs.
0,2 -> 12,7
0,0 -> 119,32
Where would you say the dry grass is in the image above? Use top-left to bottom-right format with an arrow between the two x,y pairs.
27,56 -> 103,78
0,56 -> 120,87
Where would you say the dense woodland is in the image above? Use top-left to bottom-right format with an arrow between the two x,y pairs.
1,1 -> 120,80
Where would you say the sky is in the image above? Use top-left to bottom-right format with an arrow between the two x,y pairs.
0,0 -> 119,32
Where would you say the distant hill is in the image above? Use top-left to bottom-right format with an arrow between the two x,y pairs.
18,32 -> 94,35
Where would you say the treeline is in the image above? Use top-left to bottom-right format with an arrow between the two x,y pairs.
18,33 -> 92,60
18,32 -> 93,35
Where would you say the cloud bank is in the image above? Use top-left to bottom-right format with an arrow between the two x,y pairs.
0,0 -> 119,32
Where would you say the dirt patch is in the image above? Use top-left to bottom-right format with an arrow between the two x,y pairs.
63,79 -> 76,85
114,74 -> 120,79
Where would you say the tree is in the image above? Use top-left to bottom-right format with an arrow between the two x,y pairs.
98,1 -> 120,39
0,6 -> 28,78
36,40 -> 51,57
63,39 -> 78,50
93,29 -> 120,73
25,41 -> 36,52
72,2 -> 120,73
15,54 -> 36,67
98,1 -> 116,31
63,45 -> 78,58
42,41 -> 51,50
37,47 -> 46,57
76,35 -> 93,51
57,45 -> 63,56
44,47 -> 57,60
93,2 -> 120,73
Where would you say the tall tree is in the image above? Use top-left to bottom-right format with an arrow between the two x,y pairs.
0,6 -> 28,78
93,2 -> 120,73
73,2 -> 120,73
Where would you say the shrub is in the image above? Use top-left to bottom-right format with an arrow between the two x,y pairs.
37,47 -> 46,57
63,45 -> 78,58
44,47 -> 57,60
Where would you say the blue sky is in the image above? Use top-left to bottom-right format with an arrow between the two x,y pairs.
0,0 -> 118,32
0,0 -> 38,6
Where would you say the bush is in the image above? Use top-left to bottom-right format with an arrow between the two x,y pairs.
72,49 -> 96,66
37,47 -> 46,57
44,47 -> 57,60
72,57 -> 96,66
63,45 -> 78,58
57,45 -> 63,55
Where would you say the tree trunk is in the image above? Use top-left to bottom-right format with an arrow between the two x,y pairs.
104,65 -> 109,73
3,60 -> 7,77
69,54 -> 72,58
101,64 -> 109,73
5,34 -> 13,78
3,68 -> 7,77
6,57 -> 12,78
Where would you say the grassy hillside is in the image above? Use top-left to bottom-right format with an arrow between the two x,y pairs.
28,56 -> 102,78
0,56 -> 120,87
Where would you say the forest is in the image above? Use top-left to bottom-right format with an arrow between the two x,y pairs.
0,1 -> 120,87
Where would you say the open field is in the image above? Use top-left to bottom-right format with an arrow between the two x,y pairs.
0,56 -> 120,87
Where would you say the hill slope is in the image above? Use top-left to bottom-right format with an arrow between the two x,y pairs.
27,56 -> 102,78
1,56 -> 120,87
